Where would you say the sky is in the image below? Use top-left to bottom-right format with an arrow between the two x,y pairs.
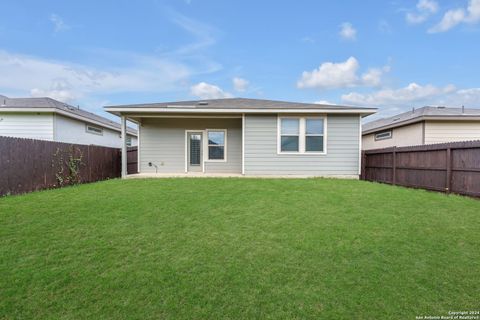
1,0 -> 480,121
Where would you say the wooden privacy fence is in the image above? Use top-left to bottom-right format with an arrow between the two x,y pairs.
361,140 -> 480,197
127,146 -> 138,174
0,136 -> 121,196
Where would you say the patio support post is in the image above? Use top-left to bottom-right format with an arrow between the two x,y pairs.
121,115 -> 127,178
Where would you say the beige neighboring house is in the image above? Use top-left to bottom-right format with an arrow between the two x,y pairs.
0,94 -> 137,148
362,106 -> 480,150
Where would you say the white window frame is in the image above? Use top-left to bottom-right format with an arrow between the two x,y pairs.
205,129 -> 227,162
375,130 -> 392,141
277,116 -> 327,155
86,124 -> 103,135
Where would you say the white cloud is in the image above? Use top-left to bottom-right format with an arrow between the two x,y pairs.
0,50 -> 192,104
429,0 -> 480,33
315,100 -> 337,105
31,84 -> 78,103
339,22 -> 357,40
190,82 -> 232,99
406,0 -> 439,24
297,57 -> 389,90
49,14 -> 69,33
341,82 -> 459,106
362,66 -> 391,87
232,77 -> 249,92
418,0 -> 439,13
406,12 -> 429,24
429,9 -> 466,32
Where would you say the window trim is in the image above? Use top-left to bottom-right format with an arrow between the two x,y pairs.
205,129 -> 227,162
374,130 -> 392,141
277,116 -> 327,155
86,124 -> 103,135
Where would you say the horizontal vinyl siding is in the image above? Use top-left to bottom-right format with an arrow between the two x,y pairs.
244,114 -> 360,176
54,114 -> 135,148
0,113 -> 54,140
140,118 -> 242,174
424,120 -> 480,144
362,122 -> 424,150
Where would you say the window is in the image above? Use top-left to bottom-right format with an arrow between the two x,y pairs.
280,118 -> 300,152
305,119 -> 324,152
375,130 -> 392,141
126,136 -> 132,147
278,117 -> 326,154
207,130 -> 226,160
86,125 -> 103,135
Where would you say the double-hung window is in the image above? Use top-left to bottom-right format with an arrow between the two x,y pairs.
280,118 -> 300,152
305,118 -> 324,152
279,117 -> 326,154
207,130 -> 226,161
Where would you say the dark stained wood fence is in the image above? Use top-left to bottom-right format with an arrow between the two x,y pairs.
0,136 -> 121,196
127,146 -> 138,174
361,140 -> 480,197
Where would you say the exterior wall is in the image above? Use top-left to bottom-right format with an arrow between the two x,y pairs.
424,120 -> 480,144
0,112 -> 54,141
244,114 -> 360,176
54,114 -> 137,148
362,122 -> 423,150
139,118 -> 242,174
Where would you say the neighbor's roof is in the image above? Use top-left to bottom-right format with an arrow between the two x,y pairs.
363,106 -> 480,134
0,95 -> 137,135
104,98 -> 377,116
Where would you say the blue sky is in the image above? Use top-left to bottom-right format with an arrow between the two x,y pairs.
1,0 -> 480,120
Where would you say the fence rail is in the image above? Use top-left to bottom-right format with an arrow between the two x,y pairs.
0,136 -> 121,196
361,140 -> 480,197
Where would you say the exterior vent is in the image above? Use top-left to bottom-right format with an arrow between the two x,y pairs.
437,106 -> 446,109
392,117 -> 401,122
197,101 -> 209,105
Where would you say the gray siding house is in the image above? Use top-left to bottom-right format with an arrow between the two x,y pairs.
105,98 -> 376,178
0,95 -> 137,148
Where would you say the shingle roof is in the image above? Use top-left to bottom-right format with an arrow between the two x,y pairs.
1,95 -> 137,135
106,97 -> 375,111
363,106 -> 480,134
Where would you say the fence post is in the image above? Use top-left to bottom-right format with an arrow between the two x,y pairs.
446,148 -> 452,193
392,147 -> 397,185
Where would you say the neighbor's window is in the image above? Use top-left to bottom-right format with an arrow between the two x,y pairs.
279,117 -> 325,153
86,125 -> 103,135
375,130 -> 392,141
207,130 -> 226,160
280,118 -> 300,152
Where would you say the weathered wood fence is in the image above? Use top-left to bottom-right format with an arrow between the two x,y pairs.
361,140 -> 480,197
0,136 -> 121,196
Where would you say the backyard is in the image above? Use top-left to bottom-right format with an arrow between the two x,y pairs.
0,178 -> 479,319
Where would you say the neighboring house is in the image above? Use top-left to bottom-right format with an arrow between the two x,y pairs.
362,106 -> 480,150
104,98 -> 376,178
0,95 -> 137,148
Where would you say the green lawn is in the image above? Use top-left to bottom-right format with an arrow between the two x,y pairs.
1,178 -> 479,319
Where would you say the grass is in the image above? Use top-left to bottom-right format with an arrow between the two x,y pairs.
0,178 -> 479,319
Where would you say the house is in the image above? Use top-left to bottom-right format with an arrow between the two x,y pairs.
362,106 -> 480,150
0,95 -> 137,148
104,98 -> 376,178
